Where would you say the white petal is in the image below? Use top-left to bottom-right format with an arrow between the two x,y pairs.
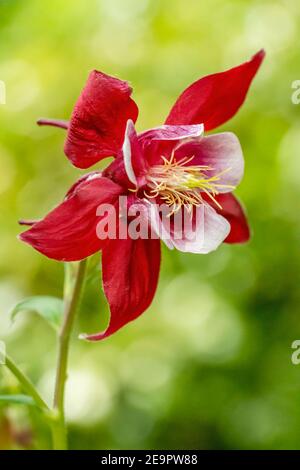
171,204 -> 230,254
122,120 -> 137,185
139,123 -> 204,142
175,132 -> 244,192
145,200 -> 174,250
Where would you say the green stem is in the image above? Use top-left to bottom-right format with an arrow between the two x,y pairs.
4,354 -> 49,411
52,259 -> 87,450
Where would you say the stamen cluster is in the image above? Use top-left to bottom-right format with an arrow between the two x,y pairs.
146,152 -> 233,214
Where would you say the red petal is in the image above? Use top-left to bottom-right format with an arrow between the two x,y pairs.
102,155 -> 132,190
165,50 -> 265,131
64,70 -> 139,169
19,177 -> 123,261
85,237 -> 161,340
65,171 -> 102,198
210,193 -> 250,243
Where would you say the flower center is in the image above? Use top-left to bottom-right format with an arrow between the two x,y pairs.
145,152 -> 233,215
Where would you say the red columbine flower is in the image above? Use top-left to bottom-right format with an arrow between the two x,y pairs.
20,50 -> 265,340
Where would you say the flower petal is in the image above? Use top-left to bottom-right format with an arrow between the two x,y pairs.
165,49 -> 265,130
144,200 -> 174,250
64,70 -> 139,169
123,119 -> 145,186
65,171 -> 102,199
139,123 -> 204,143
175,132 -> 244,192
102,155 -> 132,190
19,177 -> 123,261
84,236 -> 161,340
171,204 -> 230,253
147,202 -> 230,254
211,193 -> 250,243
139,123 -> 204,166
102,121 -> 145,189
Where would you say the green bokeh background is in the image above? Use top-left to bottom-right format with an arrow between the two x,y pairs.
1,0 -> 300,450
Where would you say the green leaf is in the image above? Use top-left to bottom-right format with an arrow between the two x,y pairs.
0,394 -> 36,406
11,296 -> 64,330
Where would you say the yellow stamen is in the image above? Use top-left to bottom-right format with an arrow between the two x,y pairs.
145,152 -> 234,216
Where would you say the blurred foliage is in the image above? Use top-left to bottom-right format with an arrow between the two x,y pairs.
0,0 -> 300,450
